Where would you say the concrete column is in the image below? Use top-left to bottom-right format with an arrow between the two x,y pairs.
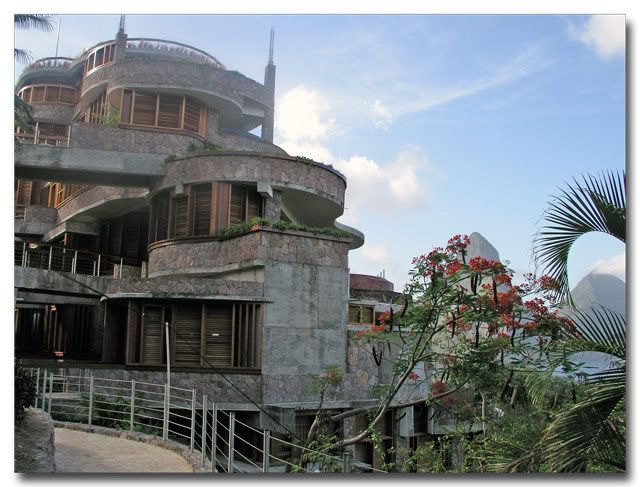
263,190 -> 282,220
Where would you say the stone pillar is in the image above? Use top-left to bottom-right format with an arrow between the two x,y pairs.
263,189 -> 282,220
206,109 -> 219,140
393,407 -> 414,469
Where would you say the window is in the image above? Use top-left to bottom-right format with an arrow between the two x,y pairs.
127,301 -> 262,369
85,42 -> 116,73
121,89 -> 206,135
348,305 -> 376,325
149,183 -> 263,243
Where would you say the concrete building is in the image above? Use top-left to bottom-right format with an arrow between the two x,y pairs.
14,22 -> 424,467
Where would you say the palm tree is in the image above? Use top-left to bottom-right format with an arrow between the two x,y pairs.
14,14 -> 54,64
532,170 -> 626,304
531,170 -> 626,472
14,14 -> 54,151
538,307 -> 625,472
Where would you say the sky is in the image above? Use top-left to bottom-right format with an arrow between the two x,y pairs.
13,13 -> 626,292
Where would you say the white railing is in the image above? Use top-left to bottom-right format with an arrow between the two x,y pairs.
30,368 -> 386,474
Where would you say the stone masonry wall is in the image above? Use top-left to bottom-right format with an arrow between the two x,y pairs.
159,154 -> 345,206
56,185 -> 148,223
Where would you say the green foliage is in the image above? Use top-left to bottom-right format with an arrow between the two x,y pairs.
217,217 -> 269,240
164,154 -> 178,163
96,106 -> 121,125
270,219 -> 352,238
14,359 -> 36,424
186,140 -> 225,154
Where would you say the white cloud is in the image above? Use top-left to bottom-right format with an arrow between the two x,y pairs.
275,85 -> 431,225
371,99 -> 392,129
361,244 -> 390,264
275,84 -> 336,160
590,252 -> 626,280
570,15 -> 625,60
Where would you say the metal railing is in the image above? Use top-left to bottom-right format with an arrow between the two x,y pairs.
15,239 -> 139,278
31,368 -> 386,474
28,57 -> 74,69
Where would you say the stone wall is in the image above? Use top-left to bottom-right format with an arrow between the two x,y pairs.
159,154 -> 345,206
56,185 -> 148,223
31,104 -> 74,124
70,123 -> 202,156
147,232 -> 262,277
82,57 -> 269,108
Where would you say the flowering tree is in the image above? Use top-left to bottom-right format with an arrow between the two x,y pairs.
308,235 -> 576,462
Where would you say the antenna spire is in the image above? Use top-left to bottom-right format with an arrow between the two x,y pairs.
268,27 -> 275,65
118,14 -> 126,34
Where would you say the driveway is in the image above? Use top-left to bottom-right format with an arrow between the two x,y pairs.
54,428 -> 193,473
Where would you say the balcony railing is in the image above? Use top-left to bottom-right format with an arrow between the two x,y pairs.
27,57 -> 74,69
15,239 -> 140,278
15,134 -> 69,147
126,38 -> 225,69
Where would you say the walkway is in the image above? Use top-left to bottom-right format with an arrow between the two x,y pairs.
54,428 -> 193,473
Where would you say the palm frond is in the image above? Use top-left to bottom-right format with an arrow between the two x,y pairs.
542,382 -> 625,471
14,48 -> 32,64
533,170 -> 626,303
14,14 -> 54,31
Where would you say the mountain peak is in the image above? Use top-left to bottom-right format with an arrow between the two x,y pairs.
467,232 -> 501,261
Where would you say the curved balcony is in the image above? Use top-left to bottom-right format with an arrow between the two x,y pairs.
81,56 -> 270,131
157,153 -> 346,211
147,226 -> 351,278
125,38 -> 225,68
16,57 -> 82,91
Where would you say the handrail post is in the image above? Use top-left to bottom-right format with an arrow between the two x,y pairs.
190,388 -> 196,452
48,247 -> 53,270
130,380 -> 136,431
88,375 -> 94,425
47,373 -> 53,415
201,394 -> 207,466
34,368 -> 41,409
97,254 -> 101,276
42,370 -> 48,411
119,257 -> 123,278
21,242 -> 27,267
72,250 -> 78,273
92,261 -> 96,276
263,430 -> 271,473
343,451 -> 352,473
163,382 -> 169,440
211,402 -> 217,473
227,411 -> 235,473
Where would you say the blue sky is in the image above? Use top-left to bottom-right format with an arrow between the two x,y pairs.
14,14 -> 626,291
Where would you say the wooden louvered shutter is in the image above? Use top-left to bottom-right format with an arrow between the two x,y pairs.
203,303 -> 232,367
232,303 -> 262,369
173,304 -> 201,366
142,306 -> 164,365
132,91 -> 157,126
31,86 -> 45,102
172,196 -> 188,237
60,88 -> 75,104
212,182 -> 231,233
229,186 -> 244,225
183,97 -> 201,133
158,94 -> 182,128
246,189 -> 262,220
123,221 -> 139,258
361,306 -> 375,325
15,180 -> 33,205
45,86 -> 61,102
191,183 -> 211,236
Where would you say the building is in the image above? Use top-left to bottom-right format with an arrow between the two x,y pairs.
14,20 -> 429,467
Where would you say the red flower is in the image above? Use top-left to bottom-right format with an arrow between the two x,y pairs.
408,372 -> 420,381
446,260 -> 462,276
468,256 -> 505,274
524,298 -> 548,316
538,275 -> 560,292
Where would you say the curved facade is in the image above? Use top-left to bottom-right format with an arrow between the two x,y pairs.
15,24 -> 404,453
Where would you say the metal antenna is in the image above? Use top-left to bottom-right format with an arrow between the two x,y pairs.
54,16 -> 62,58
119,14 -> 126,33
268,27 -> 274,64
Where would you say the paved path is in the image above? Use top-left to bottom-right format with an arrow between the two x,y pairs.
54,428 -> 193,473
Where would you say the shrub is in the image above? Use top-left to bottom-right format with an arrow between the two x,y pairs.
15,359 -> 36,424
